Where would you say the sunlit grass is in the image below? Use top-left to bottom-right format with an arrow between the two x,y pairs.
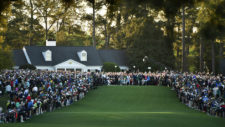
1,86 -> 225,127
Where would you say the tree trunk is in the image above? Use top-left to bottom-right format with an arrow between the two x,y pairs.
107,32 -> 111,48
176,22 -> 181,71
182,5 -> 186,72
56,20 -> 59,32
92,0 -> 96,47
45,10 -> 48,41
177,47 -> 180,71
104,23 -> 108,48
199,38 -> 203,72
165,17 -> 175,68
116,7 -> 121,33
211,40 -> 215,74
219,42 -> 223,74
29,0 -> 34,46
104,8 -> 109,48
219,42 -> 223,59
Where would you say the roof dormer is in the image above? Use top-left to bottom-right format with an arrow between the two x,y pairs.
77,50 -> 87,61
42,50 -> 52,61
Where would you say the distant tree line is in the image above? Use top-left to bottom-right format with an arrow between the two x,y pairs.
0,0 -> 224,73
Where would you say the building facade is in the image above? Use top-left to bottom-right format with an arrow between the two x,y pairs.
13,41 -> 129,72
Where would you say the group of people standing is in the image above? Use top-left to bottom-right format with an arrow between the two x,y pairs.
0,70 -> 93,123
92,71 -> 225,117
0,70 -> 224,123
172,72 -> 225,117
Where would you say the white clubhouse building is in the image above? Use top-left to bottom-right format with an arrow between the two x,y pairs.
13,40 -> 129,72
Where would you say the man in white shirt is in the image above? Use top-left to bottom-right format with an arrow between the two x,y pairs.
32,85 -> 38,92
24,89 -> 29,96
213,87 -> 218,97
5,84 -> 11,93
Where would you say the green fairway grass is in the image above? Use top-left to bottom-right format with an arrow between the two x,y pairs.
2,86 -> 225,127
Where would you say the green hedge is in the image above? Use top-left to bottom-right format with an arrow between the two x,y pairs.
19,64 -> 36,70
102,62 -> 120,72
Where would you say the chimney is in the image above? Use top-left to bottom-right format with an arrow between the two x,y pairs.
46,40 -> 56,46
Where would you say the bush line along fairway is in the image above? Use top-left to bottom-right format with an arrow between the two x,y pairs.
2,86 -> 225,127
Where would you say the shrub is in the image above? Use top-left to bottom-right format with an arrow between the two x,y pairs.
19,64 -> 36,70
102,62 -> 120,72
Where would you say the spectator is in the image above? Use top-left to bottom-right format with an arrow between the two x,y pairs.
0,69 -> 224,124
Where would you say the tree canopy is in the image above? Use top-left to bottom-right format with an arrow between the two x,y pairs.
0,0 -> 224,73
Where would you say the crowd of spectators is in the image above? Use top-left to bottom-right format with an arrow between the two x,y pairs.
92,72 -> 162,85
91,71 -> 225,117
171,72 -> 225,117
0,70 -> 224,123
0,70 -> 93,123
